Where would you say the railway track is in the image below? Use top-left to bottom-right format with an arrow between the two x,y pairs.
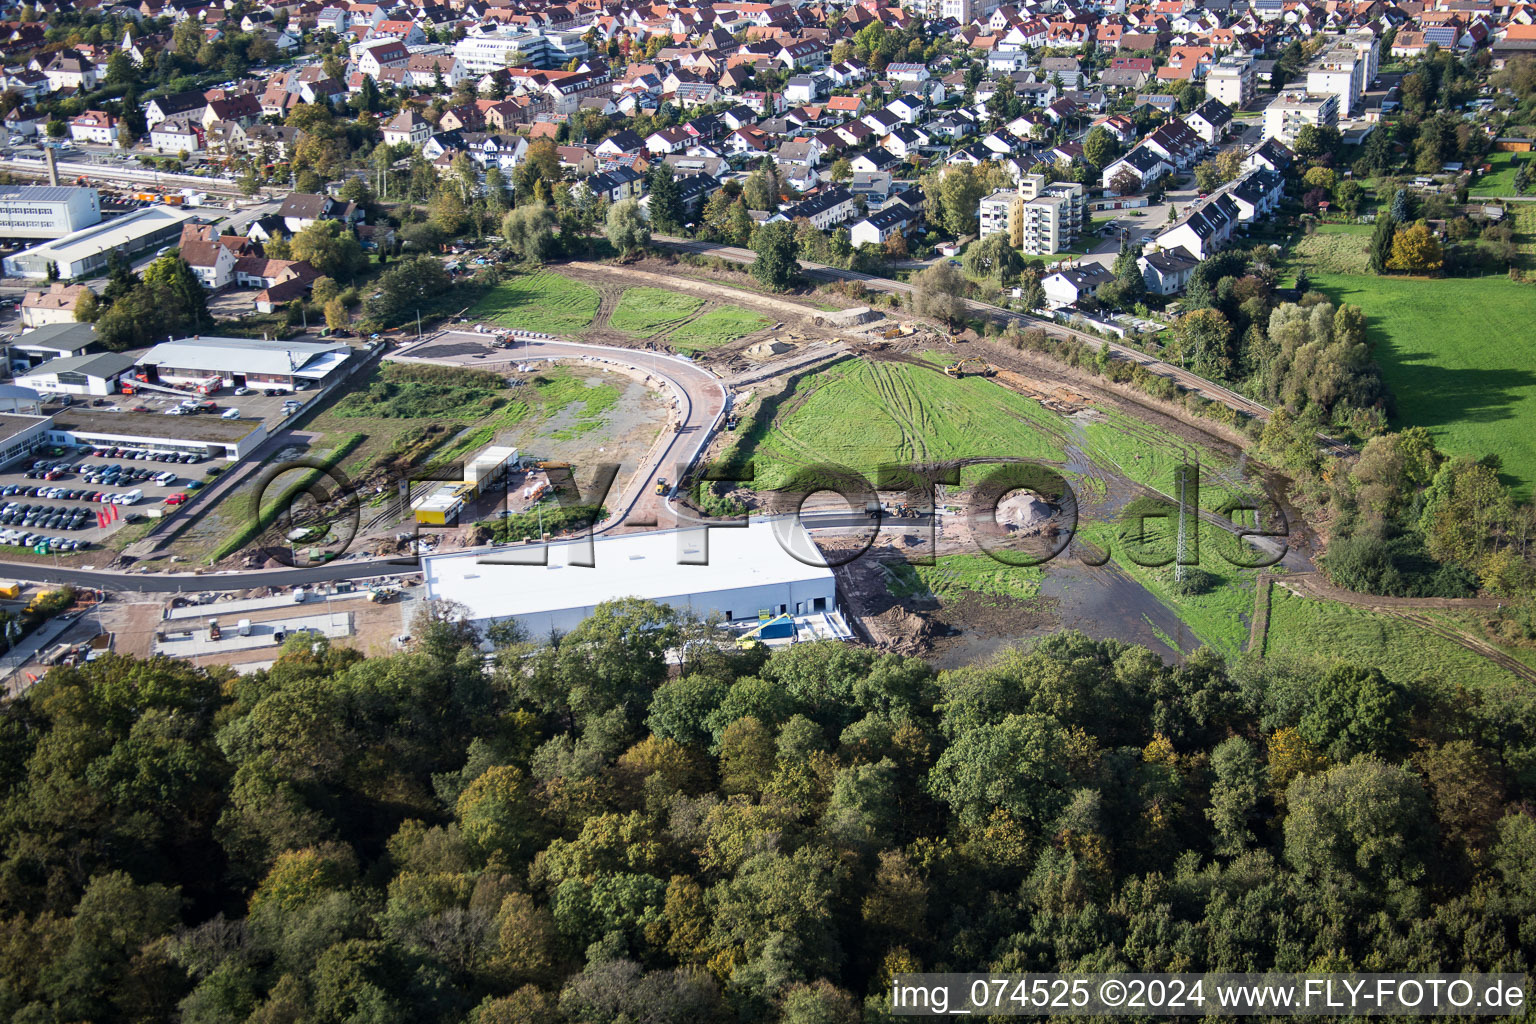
656,237 -> 1358,460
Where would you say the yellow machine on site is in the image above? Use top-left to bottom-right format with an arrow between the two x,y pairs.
944,357 -> 995,378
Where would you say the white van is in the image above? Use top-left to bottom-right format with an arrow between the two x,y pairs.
116,489 -> 142,505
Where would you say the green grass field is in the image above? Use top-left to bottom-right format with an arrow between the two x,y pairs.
668,306 -> 772,354
723,358 -> 1067,491
1264,588 -> 1522,688
885,553 -> 1045,603
608,287 -> 704,337
1470,151 -> 1526,197
1308,271 -> 1536,495
1079,509 -> 1261,660
1081,409 -> 1246,512
467,271 -> 600,334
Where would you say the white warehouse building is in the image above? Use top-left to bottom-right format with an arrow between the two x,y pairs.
0,185 -> 102,239
422,518 -> 842,636
2,205 -> 197,279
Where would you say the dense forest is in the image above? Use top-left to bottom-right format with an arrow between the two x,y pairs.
1,600 -> 1534,1023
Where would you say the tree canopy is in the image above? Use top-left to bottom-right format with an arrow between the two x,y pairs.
0,611 -> 1530,1023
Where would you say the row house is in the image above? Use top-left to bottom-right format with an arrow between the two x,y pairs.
581,165 -> 645,203
771,185 -> 857,230
1151,192 -> 1240,261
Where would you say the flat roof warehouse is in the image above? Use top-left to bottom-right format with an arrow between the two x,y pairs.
1,206 -> 198,279
421,518 -> 841,636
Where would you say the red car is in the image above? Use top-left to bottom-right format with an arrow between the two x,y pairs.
163,493 -> 188,506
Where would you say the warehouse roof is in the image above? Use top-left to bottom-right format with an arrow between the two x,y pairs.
25,351 -> 134,379
0,185 -> 92,202
139,336 -> 351,377
12,321 -> 95,353
8,205 -> 197,266
422,517 -> 834,623
50,409 -> 264,442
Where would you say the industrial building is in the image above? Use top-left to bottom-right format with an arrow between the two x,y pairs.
44,409 -> 268,461
421,517 -> 843,637
2,205 -> 198,279
7,322 -> 97,371
0,185 -> 101,240
136,336 -> 352,392
15,351 -> 134,396
411,446 -> 522,525
0,413 -> 53,468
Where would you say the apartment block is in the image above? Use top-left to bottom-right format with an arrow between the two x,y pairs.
1205,54 -> 1255,108
1263,88 -> 1338,143
978,175 -> 1085,254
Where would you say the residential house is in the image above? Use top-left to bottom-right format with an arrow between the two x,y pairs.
1042,263 -> 1114,308
278,192 -> 359,233
69,110 -> 116,145
1138,248 -> 1199,295
144,90 -> 207,129
20,283 -> 90,327
583,166 -> 645,203
772,186 -> 856,229
382,108 -> 432,146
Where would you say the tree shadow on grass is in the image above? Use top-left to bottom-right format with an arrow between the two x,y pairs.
1383,354 -> 1536,430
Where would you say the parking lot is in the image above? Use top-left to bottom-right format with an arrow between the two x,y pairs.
0,444 -> 216,554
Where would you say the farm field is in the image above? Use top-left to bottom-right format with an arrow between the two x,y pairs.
1263,588 -> 1523,688
668,306 -> 772,354
1307,270 -> 1536,495
722,358 -> 1068,491
608,287 -> 704,337
467,271 -> 600,334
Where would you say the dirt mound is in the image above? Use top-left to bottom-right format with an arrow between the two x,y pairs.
997,490 -> 1053,532
746,340 -> 793,360
868,606 -> 941,653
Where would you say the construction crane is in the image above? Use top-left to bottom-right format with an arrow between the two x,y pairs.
944,357 -> 996,378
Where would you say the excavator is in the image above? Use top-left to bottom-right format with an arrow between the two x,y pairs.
944,357 -> 995,378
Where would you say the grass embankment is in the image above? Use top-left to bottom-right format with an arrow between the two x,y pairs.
467,270 -> 600,334
491,504 -> 608,543
885,553 -> 1045,603
1080,409 -> 1247,513
720,358 -> 1067,492
609,288 -> 704,336
208,433 -> 365,563
668,307 -> 772,354
1263,588 -> 1524,687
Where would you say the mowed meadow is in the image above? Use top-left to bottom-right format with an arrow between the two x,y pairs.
1292,219 -> 1536,494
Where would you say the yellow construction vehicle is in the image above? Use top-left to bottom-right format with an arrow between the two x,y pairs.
655,477 -> 669,496
944,357 -> 996,378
